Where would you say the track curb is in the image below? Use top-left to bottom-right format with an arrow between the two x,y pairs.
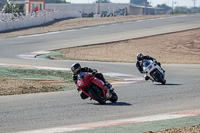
15,109 -> 200,133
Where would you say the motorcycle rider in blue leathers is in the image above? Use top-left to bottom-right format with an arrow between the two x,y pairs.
136,53 -> 164,81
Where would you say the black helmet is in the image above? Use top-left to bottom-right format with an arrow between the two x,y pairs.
71,63 -> 81,74
137,53 -> 144,61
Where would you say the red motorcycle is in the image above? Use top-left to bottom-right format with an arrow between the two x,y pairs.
77,72 -> 118,104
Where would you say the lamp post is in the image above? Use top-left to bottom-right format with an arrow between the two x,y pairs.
172,0 -> 174,14
97,0 -> 100,14
193,0 -> 196,7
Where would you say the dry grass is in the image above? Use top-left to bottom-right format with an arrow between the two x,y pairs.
144,124 -> 200,133
0,67 -> 75,95
56,28 -> 200,64
0,77 -> 66,95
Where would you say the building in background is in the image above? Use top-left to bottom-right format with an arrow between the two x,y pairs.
3,0 -> 162,16
130,0 -> 150,6
25,0 -> 45,13
46,3 -> 163,16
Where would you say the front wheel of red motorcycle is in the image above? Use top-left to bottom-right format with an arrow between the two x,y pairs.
88,87 -> 106,104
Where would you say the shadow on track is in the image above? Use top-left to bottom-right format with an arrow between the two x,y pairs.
91,102 -> 132,106
154,83 -> 182,86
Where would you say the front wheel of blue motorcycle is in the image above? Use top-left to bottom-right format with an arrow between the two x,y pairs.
109,90 -> 118,103
162,79 -> 166,85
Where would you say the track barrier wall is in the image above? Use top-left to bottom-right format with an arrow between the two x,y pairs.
0,10 -> 81,32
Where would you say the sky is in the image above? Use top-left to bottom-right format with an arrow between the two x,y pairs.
68,0 -> 200,8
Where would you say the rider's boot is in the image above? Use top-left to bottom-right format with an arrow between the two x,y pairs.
105,82 -> 113,99
106,89 -> 112,99
80,92 -> 89,99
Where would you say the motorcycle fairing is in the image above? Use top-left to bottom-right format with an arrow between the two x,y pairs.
90,77 -> 107,97
142,60 -> 165,83
77,73 -> 107,98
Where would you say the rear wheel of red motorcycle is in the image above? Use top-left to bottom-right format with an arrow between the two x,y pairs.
89,87 -> 106,104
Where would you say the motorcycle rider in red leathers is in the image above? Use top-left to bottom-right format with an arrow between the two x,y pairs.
71,63 -> 113,99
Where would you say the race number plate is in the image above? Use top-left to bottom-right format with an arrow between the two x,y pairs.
148,65 -> 152,70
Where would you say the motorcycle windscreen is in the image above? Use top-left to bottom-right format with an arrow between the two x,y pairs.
77,73 -> 94,88
143,60 -> 151,67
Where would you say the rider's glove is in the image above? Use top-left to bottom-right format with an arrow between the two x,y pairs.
92,72 -> 96,76
93,69 -> 98,72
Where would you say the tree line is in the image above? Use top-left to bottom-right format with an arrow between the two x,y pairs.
157,4 -> 200,14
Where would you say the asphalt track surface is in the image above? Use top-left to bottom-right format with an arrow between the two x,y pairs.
0,15 -> 200,133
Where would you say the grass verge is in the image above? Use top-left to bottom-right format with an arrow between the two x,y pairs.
0,66 -> 75,96
36,51 -> 67,60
